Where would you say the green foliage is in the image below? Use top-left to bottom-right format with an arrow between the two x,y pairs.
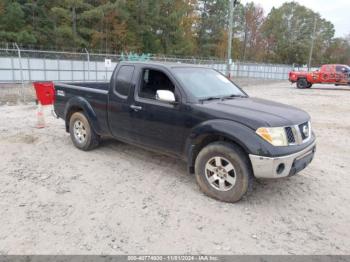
262,2 -> 335,65
0,0 -> 349,65
324,37 -> 350,64
0,1 -> 37,44
197,0 -> 230,57
16,30 -> 37,44
0,1 -> 25,31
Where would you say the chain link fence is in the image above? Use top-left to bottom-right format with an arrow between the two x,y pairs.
0,44 -> 293,103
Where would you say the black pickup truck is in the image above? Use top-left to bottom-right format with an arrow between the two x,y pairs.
54,61 -> 316,203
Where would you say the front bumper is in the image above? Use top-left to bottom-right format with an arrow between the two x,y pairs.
249,141 -> 316,179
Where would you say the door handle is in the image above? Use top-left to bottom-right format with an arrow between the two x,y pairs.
130,104 -> 142,111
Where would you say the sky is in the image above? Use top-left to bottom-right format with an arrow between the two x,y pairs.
240,0 -> 350,37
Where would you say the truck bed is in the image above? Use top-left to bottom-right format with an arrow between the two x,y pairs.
54,81 -> 110,136
59,82 -> 109,92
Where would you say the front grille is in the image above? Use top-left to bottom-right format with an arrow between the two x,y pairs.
298,122 -> 310,140
285,127 -> 295,143
284,122 -> 311,145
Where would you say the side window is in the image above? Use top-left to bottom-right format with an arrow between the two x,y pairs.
115,65 -> 135,97
138,69 -> 175,100
336,66 -> 343,72
335,66 -> 350,73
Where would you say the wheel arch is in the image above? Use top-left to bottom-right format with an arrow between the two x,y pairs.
64,96 -> 101,134
185,120 -> 262,174
297,76 -> 307,81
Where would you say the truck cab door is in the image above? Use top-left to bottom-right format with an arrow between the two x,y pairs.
335,65 -> 349,84
108,65 -> 136,141
129,67 -> 187,156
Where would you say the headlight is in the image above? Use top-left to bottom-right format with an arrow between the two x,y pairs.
256,127 -> 288,146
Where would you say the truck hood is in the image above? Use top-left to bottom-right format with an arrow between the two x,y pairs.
197,97 -> 310,130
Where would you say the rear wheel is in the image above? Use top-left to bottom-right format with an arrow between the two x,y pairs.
194,142 -> 253,203
69,112 -> 100,151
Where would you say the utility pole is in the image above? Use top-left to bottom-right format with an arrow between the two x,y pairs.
226,0 -> 235,77
308,16 -> 317,71
14,43 -> 25,103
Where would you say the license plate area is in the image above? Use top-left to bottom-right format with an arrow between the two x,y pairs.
289,147 -> 316,176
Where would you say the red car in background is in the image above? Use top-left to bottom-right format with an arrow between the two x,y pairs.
289,64 -> 350,89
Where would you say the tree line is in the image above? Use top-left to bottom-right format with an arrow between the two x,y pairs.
0,0 -> 349,65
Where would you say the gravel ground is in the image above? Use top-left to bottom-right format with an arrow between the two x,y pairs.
0,81 -> 349,254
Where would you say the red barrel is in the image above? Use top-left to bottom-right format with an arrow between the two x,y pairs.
33,82 -> 55,105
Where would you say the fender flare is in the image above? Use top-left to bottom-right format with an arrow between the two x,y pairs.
64,96 -> 102,134
184,119 -> 271,171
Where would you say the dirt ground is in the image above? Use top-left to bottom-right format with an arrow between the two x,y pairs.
0,81 -> 349,255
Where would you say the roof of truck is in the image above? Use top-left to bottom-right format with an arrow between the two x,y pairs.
320,64 -> 349,67
118,60 -> 211,69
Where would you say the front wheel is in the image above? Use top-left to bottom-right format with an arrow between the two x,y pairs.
297,78 -> 310,89
194,142 -> 253,203
69,111 -> 100,151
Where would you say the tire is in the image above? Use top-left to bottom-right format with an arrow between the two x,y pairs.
69,111 -> 100,151
194,142 -> 253,203
296,78 -> 309,89
306,83 -> 312,88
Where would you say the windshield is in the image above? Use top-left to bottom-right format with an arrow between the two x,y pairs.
172,68 -> 246,100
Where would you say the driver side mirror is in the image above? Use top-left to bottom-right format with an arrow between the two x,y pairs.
156,90 -> 176,103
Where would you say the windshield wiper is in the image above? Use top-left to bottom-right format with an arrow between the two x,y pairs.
199,96 -> 222,102
199,94 -> 246,102
222,94 -> 246,100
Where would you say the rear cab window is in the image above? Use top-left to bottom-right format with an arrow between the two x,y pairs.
115,65 -> 135,98
321,65 -> 331,72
